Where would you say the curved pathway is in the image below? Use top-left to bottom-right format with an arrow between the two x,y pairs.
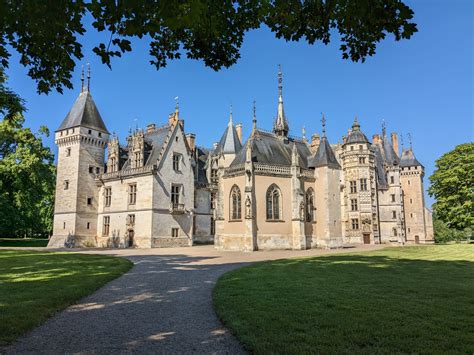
6,245 -> 382,354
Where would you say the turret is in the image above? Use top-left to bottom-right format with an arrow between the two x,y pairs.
49,65 -> 109,247
273,65 -> 289,137
214,105 -> 243,168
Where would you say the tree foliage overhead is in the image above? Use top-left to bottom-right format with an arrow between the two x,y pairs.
0,0 -> 417,94
0,70 -> 55,237
428,143 -> 474,232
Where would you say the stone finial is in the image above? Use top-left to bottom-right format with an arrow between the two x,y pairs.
81,65 -> 85,93
87,63 -> 91,91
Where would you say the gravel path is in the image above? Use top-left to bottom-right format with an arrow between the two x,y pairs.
5,244 -> 382,354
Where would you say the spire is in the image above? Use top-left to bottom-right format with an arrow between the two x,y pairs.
273,64 -> 289,137
321,113 -> 327,138
87,63 -> 90,92
352,116 -> 360,131
302,125 -> 307,142
229,104 -> 233,126
174,96 -> 179,113
252,99 -> 257,133
400,133 -> 404,149
382,119 -> 387,137
408,132 -> 412,150
81,65 -> 85,93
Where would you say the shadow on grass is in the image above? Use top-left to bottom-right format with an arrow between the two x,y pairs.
0,238 -> 49,247
214,249 -> 474,354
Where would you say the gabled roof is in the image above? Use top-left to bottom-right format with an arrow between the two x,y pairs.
230,129 -> 312,168
308,137 -> 341,169
57,90 -> 108,133
215,113 -> 242,155
400,148 -> 423,168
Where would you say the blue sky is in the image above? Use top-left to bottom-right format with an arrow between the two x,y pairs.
5,0 -> 473,207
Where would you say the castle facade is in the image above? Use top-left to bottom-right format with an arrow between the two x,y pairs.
48,69 -> 433,250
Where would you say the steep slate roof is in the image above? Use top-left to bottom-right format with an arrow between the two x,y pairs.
373,144 -> 388,188
381,135 -> 400,166
230,129 -> 312,168
57,91 -> 108,133
214,113 -> 242,155
308,137 -> 341,169
400,148 -> 423,168
195,146 -> 212,185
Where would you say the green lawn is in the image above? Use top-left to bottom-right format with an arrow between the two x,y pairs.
214,245 -> 474,354
0,250 -> 133,346
0,238 -> 49,247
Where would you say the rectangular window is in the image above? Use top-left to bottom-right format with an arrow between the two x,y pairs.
408,180 -> 411,185
210,217 -> 215,235
87,197 -> 93,206
171,185 -> 180,207
390,176 -> 395,184
98,132 -> 102,138
129,184 -> 137,205
127,214 -> 135,226
410,198 -> 413,204
351,218 -> 359,230
171,227 -> 179,238
393,228 -> 398,236
391,194 -> 396,202
66,147 -> 71,157
63,222 -> 66,229
105,187 -> 112,207
64,180 -> 69,190
360,178 -> 367,191
88,129 -> 92,134
408,227 -> 411,233
96,167 -> 100,174
351,199 -> 358,211
359,145 -> 363,151
89,166 -> 94,173
350,181 -> 357,193
173,153 -> 181,172
87,222 -> 90,230
392,211 -> 397,219
103,216 -> 110,236
358,157 -> 366,164
210,192 -> 216,210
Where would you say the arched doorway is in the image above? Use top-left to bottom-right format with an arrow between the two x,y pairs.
128,229 -> 134,248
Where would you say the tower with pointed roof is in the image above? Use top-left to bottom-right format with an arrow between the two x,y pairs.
49,66 -> 109,247
399,146 -> 433,243
340,117 -> 379,245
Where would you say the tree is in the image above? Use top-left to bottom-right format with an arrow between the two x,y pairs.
428,143 -> 474,232
0,0 -> 417,94
0,70 -> 55,237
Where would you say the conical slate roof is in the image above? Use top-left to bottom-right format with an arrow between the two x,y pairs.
57,90 -> 108,133
308,136 -> 341,169
214,112 -> 242,155
400,148 -> 423,168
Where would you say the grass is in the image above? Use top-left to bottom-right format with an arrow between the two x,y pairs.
0,238 -> 49,247
0,250 -> 133,346
214,245 -> 474,354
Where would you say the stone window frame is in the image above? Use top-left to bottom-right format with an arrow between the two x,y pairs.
392,210 -> 397,219
266,184 -> 282,222
171,227 -> 179,238
391,194 -> 396,202
172,152 -> 182,172
87,197 -> 93,206
351,218 -> 359,230
103,216 -> 110,236
229,185 -> 242,221
104,187 -> 112,207
64,180 -> 69,190
171,184 -> 181,207
360,178 -> 368,191
66,147 -> 71,157
305,188 -> 315,222
350,180 -> 357,194
358,156 -> 366,164
128,183 -> 137,205
350,198 -> 358,211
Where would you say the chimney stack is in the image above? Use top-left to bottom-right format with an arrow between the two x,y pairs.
213,142 -> 219,150
235,123 -> 243,144
310,133 -> 321,153
372,134 -> 380,145
146,123 -> 156,133
186,133 -> 196,152
391,132 -> 399,157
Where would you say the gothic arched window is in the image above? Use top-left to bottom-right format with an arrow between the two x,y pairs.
266,184 -> 281,220
230,185 -> 241,220
305,188 -> 315,222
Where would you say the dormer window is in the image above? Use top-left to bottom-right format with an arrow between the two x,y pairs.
88,129 -> 92,134
98,132 -> 102,137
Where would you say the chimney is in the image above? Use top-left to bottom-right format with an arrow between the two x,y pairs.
310,133 -> 320,153
146,123 -> 156,133
186,133 -> 196,152
235,123 -> 243,144
213,142 -> 219,150
372,134 -> 380,145
391,132 -> 399,156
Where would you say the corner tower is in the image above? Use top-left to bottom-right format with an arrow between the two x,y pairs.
49,67 -> 109,247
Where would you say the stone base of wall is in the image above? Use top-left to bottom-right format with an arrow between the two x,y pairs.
152,237 -> 191,248
256,234 -> 293,250
47,235 -> 97,248
316,237 -> 343,249
215,235 -> 254,251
